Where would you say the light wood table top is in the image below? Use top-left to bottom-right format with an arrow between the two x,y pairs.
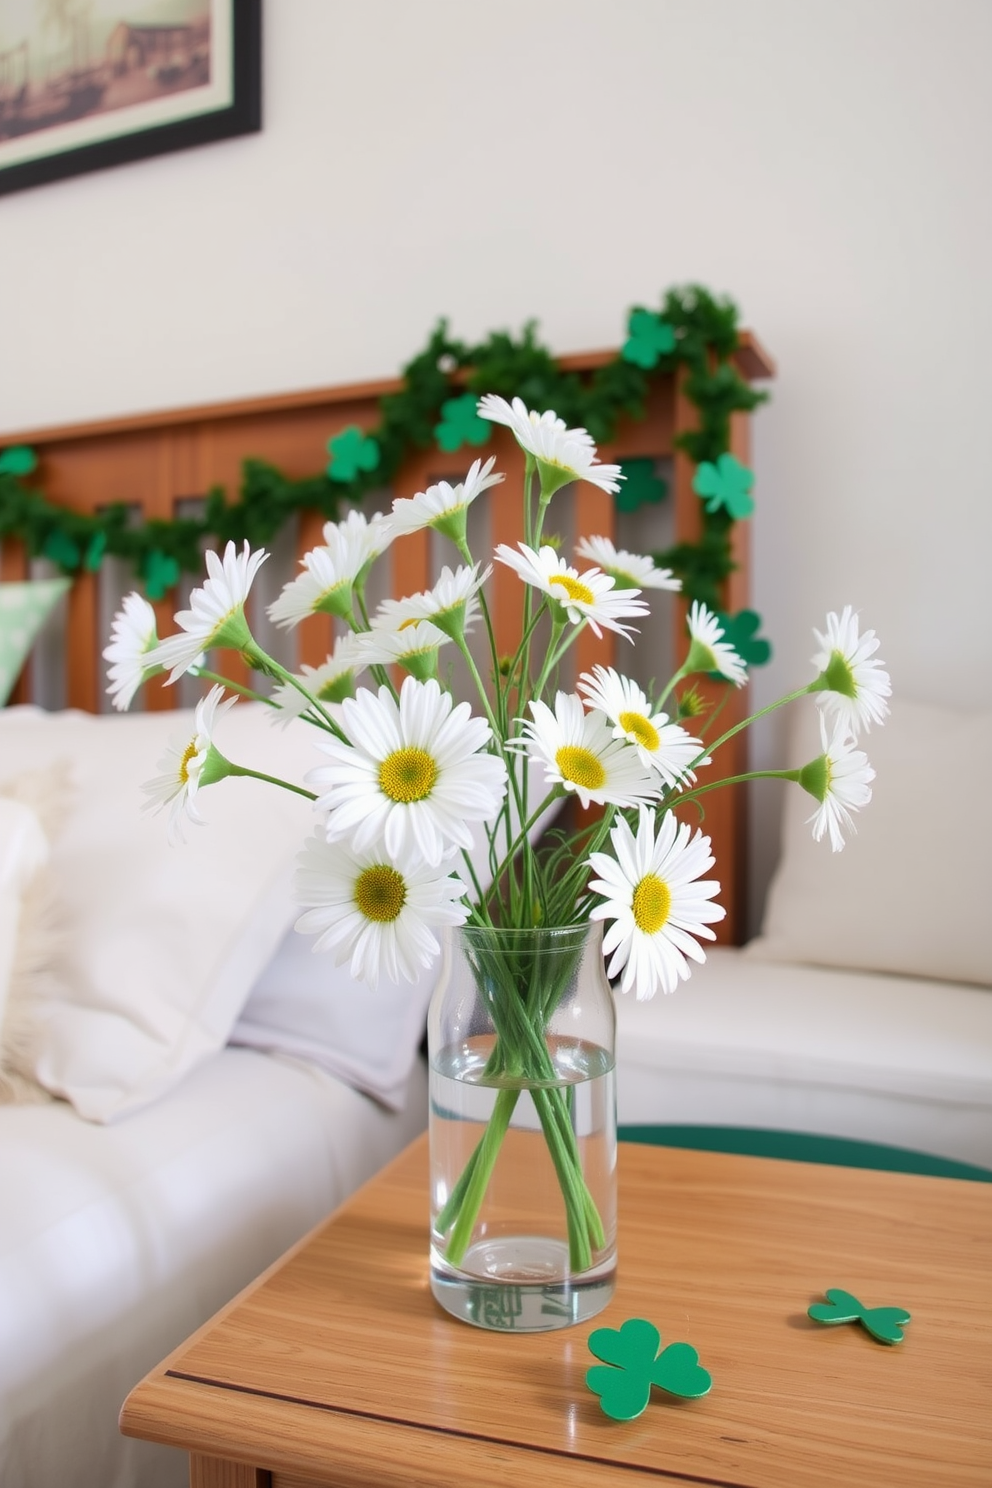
120,1134 -> 992,1488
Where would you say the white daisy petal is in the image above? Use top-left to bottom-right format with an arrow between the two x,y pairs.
307,676 -> 508,867
685,601 -> 748,687
477,394 -> 623,495
103,592 -> 159,711
270,632 -> 369,725
293,830 -> 468,990
518,691 -> 660,811
141,685 -> 235,843
388,457 -> 504,542
268,511 -> 391,629
811,606 -> 891,734
802,715 -> 875,852
145,542 -> 267,684
495,542 -> 648,641
587,808 -> 726,1000
575,535 -> 681,592
577,665 -> 706,786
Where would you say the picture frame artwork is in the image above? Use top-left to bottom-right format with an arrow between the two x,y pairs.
0,0 -> 260,196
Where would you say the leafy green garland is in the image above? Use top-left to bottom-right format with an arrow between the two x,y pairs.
0,284 -> 771,660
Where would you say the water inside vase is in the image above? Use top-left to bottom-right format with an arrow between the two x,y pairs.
429,1033 -> 617,1331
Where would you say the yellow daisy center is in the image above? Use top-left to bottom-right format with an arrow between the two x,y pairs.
632,874 -> 671,935
354,864 -> 407,922
555,745 -> 606,791
549,574 -> 595,606
179,740 -> 197,785
397,617 -> 420,632
618,710 -> 660,752
379,747 -> 438,803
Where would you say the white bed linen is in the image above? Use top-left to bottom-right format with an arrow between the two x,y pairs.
0,1046 -> 429,1488
616,947 -> 992,1167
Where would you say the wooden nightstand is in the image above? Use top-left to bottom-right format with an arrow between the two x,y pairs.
121,1134 -> 991,1487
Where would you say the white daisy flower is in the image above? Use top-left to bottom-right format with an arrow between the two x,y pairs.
354,618 -> 450,680
268,510 -> 390,629
494,542 -> 648,641
575,535 -> 681,593
398,562 -> 489,641
146,541 -> 267,684
270,633 -> 368,725
294,831 -> 468,990
308,675 -> 508,867
142,685 -> 235,843
388,457 -> 504,545
103,592 -> 160,711
477,394 -> 623,497
811,606 -> 891,734
517,691 -> 661,811
800,716 -> 875,852
684,601 -> 748,687
577,665 -> 706,787
587,808 -> 726,1000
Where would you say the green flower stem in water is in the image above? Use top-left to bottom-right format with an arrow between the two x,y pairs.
436,932 -> 606,1273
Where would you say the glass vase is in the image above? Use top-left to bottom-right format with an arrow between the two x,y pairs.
427,921 -> 617,1332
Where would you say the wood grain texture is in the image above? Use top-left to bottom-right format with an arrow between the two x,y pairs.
121,1137 -> 992,1488
190,1454 -> 271,1487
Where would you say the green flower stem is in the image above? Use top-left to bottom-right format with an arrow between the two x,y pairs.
678,767 -> 800,802
684,682 -> 815,777
189,667 -> 274,704
443,1087 -> 520,1265
531,1086 -> 591,1270
225,763 -> 318,801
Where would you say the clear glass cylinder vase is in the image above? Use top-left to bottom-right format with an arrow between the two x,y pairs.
427,920 -> 617,1332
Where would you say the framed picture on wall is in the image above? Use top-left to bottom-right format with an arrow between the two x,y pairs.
0,0 -> 261,196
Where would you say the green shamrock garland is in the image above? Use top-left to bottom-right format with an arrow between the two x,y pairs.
0,285 -> 769,643
433,393 -> 491,452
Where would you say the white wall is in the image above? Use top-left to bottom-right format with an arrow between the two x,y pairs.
2,0 -> 990,920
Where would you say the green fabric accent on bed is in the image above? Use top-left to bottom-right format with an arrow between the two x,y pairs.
617,1125 -> 992,1183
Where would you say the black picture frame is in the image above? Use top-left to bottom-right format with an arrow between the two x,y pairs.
0,0 -> 261,197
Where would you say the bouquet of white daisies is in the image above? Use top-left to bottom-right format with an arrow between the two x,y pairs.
106,392 -> 889,1268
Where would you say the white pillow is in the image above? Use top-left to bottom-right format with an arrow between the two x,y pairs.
232,764 -> 565,1109
748,697 -> 992,988
0,797 -> 50,1069
0,704 -> 326,1121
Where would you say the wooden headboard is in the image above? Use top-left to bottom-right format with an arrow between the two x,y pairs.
0,336 -> 773,941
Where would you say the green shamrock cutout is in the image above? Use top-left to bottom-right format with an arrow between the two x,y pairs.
714,609 -> 772,667
616,458 -> 668,514
434,393 -> 491,453
808,1289 -> 911,1345
143,549 -> 180,601
586,1318 -> 712,1421
0,445 -> 38,477
83,531 -> 108,572
693,453 -> 755,519
42,529 -> 81,570
621,309 -> 676,370
326,425 -> 381,484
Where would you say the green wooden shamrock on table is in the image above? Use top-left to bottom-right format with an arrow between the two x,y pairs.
621,310 -> 677,370
326,425 -> 381,484
808,1289 -> 911,1345
693,453 -> 755,519
434,393 -> 491,453
586,1318 -> 712,1421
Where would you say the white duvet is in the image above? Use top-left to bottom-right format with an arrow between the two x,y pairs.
0,1046 -> 429,1488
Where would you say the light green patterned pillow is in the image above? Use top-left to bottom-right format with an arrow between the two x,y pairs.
0,580 -> 71,705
